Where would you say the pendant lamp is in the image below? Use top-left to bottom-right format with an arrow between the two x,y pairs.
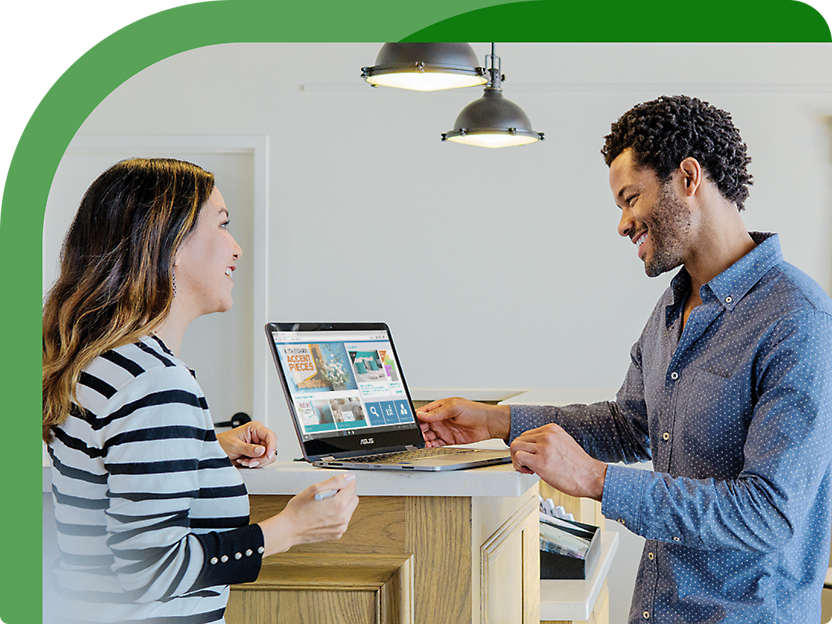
361,43 -> 487,92
442,44 -> 544,148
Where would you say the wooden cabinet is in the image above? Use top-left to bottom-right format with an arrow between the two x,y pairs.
228,466 -> 540,624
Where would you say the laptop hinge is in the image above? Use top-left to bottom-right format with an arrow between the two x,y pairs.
321,456 -> 336,461
405,446 -> 419,451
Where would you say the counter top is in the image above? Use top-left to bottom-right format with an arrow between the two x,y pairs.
501,387 -> 617,406
43,459 -> 539,498
238,460 -> 538,497
540,530 -> 620,621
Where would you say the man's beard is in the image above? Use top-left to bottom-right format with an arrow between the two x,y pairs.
643,182 -> 692,278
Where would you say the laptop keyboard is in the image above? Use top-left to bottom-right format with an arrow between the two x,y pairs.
348,447 -> 483,464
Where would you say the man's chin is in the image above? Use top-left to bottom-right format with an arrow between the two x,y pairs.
643,257 -> 681,278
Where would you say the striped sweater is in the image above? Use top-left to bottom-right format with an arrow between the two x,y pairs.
47,335 -> 263,624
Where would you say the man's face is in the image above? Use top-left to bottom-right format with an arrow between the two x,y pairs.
609,149 -> 692,278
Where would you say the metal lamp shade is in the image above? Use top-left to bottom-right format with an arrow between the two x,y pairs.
442,89 -> 544,148
362,43 -> 487,92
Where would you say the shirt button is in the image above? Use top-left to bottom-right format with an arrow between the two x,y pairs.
258,546 -> 265,554
662,432 -> 670,441
618,518 -> 626,525
220,555 -> 229,563
643,611 -> 650,619
235,552 -> 243,560
673,536 -> 681,542
670,371 -> 679,380
210,557 -> 218,565
246,549 -> 253,557
648,552 -> 654,560
726,296 -> 733,303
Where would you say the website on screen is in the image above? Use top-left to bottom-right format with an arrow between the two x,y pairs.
272,330 -> 416,441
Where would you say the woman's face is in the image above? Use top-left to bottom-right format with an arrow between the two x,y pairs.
174,187 -> 242,317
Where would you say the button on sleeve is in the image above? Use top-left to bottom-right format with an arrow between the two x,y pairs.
600,464 -> 650,534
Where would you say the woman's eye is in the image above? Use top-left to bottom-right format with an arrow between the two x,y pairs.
221,220 -> 230,229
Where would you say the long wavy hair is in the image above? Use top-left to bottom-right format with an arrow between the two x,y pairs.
42,158 -> 215,442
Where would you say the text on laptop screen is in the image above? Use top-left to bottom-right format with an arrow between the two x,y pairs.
270,329 -> 416,441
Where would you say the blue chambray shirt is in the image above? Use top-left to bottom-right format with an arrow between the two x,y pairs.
510,233 -> 832,623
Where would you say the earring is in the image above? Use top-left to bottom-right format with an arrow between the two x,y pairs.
172,270 -> 177,298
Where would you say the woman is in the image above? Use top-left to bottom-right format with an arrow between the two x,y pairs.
43,158 -> 358,623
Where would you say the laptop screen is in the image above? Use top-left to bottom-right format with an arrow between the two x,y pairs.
265,323 -> 425,459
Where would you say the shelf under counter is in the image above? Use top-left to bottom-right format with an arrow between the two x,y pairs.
540,530 -> 619,623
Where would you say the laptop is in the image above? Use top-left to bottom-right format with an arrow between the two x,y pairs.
265,322 -> 511,471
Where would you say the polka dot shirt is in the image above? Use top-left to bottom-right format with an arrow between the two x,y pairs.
510,233 -> 832,623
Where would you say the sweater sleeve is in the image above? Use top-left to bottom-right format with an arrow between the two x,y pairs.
100,365 -> 263,602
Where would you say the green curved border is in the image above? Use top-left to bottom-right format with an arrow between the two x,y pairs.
407,0 -> 831,41
1,0 -> 828,621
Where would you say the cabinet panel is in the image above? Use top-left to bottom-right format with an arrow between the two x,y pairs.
406,496 -> 472,624
227,588 -> 377,624
477,488 -> 540,624
234,492 -> 536,624
229,552 -> 413,624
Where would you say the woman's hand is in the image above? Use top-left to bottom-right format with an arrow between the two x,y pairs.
258,473 -> 359,556
216,420 -> 277,468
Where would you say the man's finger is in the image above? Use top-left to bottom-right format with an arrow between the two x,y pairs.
511,449 -> 536,474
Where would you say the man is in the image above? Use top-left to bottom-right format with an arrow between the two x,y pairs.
418,95 -> 832,623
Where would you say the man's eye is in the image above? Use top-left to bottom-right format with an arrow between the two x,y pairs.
626,195 -> 638,206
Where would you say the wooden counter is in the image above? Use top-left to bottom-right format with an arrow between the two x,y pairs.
227,461 -> 540,624
43,450 -> 618,623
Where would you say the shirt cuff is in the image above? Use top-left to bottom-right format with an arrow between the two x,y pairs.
600,464 -> 650,534
190,523 -> 265,590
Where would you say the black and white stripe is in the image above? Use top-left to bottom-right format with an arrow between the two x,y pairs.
47,336 -> 264,624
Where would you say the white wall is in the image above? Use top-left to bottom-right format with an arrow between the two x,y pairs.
43,42 -> 832,624
45,41 -> 832,450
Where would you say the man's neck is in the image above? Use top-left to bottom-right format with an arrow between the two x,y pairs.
681,204 -> 756,328
685,227 -> 757,297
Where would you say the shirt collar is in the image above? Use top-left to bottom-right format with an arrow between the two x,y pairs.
704,232 -> 781,311
665,267 -> 690,327
666,232 -> 780,321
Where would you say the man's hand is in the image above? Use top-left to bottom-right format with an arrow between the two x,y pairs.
510,424 -> 607,501
416,398 -> 511,447
216,420 -> 277,468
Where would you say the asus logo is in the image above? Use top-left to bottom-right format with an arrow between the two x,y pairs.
360,438 -> 374,445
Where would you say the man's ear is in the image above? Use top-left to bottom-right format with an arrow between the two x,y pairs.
678,157 -> 702,197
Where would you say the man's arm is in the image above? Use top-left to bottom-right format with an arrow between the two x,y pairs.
603,310 -> 832,552
417,398 -> 511,447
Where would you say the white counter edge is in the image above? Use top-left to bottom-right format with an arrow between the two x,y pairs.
44,461 -> 539,498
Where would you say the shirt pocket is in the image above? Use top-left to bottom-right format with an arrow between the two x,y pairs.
674,367 -> 747,479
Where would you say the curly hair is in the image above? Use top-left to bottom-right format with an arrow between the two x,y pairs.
601,95 -> 753,210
